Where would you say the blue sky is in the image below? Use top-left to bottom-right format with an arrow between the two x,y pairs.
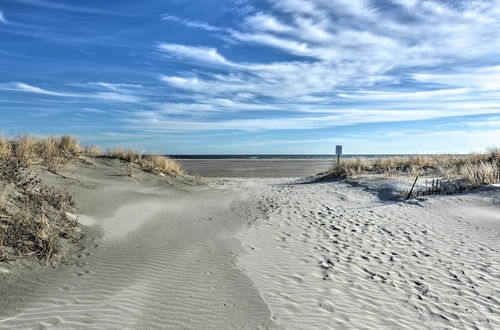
1,0 -> 499,154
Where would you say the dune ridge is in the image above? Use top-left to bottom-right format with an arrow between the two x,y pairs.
0,166 -> 276,329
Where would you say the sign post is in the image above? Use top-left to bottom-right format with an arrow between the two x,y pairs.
335,145 -> 342,168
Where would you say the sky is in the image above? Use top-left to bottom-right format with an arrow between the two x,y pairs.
0,0 -> 499,154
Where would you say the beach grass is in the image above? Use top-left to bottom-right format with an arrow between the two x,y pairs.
324,149 -> 500,192
0,135 -> 185,177
106,147 -> 185,176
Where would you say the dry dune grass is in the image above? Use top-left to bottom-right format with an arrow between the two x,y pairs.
326,149 -> 500,191
0,135 -> 84,166
85,145 -> 102,156
106,148 -> 185,176
0,161 -> 77,263
0,135 -> 184,177
0,136 -> 12,160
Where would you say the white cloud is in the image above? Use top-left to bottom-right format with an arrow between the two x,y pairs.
0,82 -> 72,96
0,9 -> 7,24
123,107 -> 500,133
161,14 -> 221,32
243,12 -> 291,33
413,66 -> 500,90
153,0 -> 500,132
0,82 -> 142,102
158,44 -> 238,68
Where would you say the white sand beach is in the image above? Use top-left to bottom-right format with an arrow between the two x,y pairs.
0,158 -> 499,329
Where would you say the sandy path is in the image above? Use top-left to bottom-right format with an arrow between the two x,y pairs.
237,179 -> 500,330
0,181 -> 276,329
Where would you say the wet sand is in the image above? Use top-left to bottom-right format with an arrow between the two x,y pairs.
177,158 -> 335,177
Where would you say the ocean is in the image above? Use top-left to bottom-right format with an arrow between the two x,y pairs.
169,154 -> 416,160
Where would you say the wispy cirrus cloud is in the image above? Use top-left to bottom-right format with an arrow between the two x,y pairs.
14,0 -> 117,15
157,44 -> 237,68
0,9 -> 7,24
124,107 -> 500,133
161,14 -> 222,32
152,0 -> 500,134
0,82 -> 142,103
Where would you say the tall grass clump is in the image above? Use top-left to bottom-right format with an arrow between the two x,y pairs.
105,148 -> 185,177
59,135 -> 83,157
139,155 -> 185,176
85,145 -> 101,156
0,136 -> 12,160
2,135 -> 84,166
16,135 -> 39,165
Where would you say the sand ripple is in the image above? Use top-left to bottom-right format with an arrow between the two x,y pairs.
238,179 -> 500,329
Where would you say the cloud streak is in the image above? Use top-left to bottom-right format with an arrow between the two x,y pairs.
0,82 -> 142,103
0,9 -> 7,24
161,14 -> 222,32
15,0 -> 118,15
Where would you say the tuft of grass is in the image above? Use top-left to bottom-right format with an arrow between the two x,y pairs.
15,135 -> 39,165
122,162 -> 135,177
59,135 -> 83,157
85,145 -> 101,156
38,136 -> 59,159
0,136 -> 12,160
139,155 -> 185,176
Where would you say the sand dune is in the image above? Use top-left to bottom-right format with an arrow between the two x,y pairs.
0,160 -> 499,329
0,165 -> 275,329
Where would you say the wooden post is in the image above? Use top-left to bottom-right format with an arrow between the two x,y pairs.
406,176 -> 419,200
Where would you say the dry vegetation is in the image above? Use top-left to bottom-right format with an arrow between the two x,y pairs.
106,147 -> 185,176
0,135 -> 186,263
0,135 -> 185,177
0,135 -> 85,168
324,149 -> 500,193
0,161 -> 77,263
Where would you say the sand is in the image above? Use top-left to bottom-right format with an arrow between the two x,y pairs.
236,179 -> 500,329
0,158 -> 499,329
177,158 -> 334,177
